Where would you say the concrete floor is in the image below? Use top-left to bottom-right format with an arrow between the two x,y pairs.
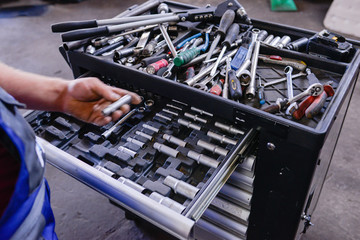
0,0 -> 359,239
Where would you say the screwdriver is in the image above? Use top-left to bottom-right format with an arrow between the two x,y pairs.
210,23 -> 240,77
204,10 -> 235,62
257,77 -> 266,105
228,68 -> 242,100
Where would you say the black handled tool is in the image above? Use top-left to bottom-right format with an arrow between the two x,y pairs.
210,23 -> 240,77
204,9 -> 235,62
228,69 -> 242,100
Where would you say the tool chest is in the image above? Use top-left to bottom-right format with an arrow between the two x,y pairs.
26,0 -> 360,239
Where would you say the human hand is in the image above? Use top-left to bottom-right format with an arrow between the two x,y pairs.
60,77 -> 141,126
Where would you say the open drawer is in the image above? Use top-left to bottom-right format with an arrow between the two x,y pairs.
26,94 -> 258,240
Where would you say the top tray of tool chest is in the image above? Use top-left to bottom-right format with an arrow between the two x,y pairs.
37,0 -> 360,239
61,4 -> 360,136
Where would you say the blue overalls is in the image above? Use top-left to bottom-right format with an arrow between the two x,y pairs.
0,87 -> 57,240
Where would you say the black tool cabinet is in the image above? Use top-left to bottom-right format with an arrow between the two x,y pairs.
26,1 -> 360,239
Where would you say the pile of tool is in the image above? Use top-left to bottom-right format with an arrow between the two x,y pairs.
52,0 -> 354,121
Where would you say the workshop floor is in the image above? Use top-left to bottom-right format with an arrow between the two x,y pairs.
1,0 -> 359,239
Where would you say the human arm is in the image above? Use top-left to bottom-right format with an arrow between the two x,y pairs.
0,62 -> 141,125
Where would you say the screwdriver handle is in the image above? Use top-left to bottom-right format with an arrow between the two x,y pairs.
209,79 -> 224,96
222,23 -> 240,48
292,96 -> 316,120
228,70 -> 242,100
258,86 -> 265,105
215,10 -> 235,38
173,48 -> 201,67
262,104 -> 280,114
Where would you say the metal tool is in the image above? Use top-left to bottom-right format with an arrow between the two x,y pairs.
263,72 -> 306,87
210,23 -> 240,77
257,30 -> 269,42
269,36 -> 280,47
193,71 -> 219,91
263,83 -> 324,114
102,94 -> 132,116
305,84 -> 334,119
118,177 -> 145,193
197,139 -> 229,156
245,29 -> 261,99
178,119 -> 201,131
162,62 -> 175,78
149,192 -> 186,214
101,107 -> 142,139
135,130 -> 154,141
185,49 -> 237,86
118,146 -> 138,158
204,9 -> 235,61
276,35 -> 291,49
187,150 -> 220,169
286,37 -> 309,52
190,107 -> 213,117
126,137 -> 145,149
153,142 -> 179,158
184,112 -> 207,124
163,176 -> 199,200
142,123 -> 160,133
263,34 -> 274,44
162,134 -> 187,147
214,122 -> 244,135
158,3 -> 178,58
207,131 -> 237,145
142,34 -> 162,57
284,66 -> 296,115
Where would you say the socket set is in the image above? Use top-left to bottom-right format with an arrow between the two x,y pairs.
26,91 -> 257,236
37,0 -> 360,239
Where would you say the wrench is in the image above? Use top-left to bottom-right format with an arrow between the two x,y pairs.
162,62 -> 175,78
284,66 -> 296,115
288,83 -> 324,104
193,71 -> 219,91
263,83 -> 323,114
263,72 -> 306,87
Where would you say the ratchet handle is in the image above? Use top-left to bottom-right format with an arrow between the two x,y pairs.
215,10 -> 235,38
52,20 -> 98,33
305,85 -> 335,118
292,96 -> 316,120
62,26 -> 109,42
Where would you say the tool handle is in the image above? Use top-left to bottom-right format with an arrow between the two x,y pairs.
173,48 -> 201,66
185,67 -> 195,80
209,79 -> 223,96
228,70 -> 242,100
52,20 -> 98,33
141,53 -> 167,67
215,10 -> 235,38
258,86 -> 265,105
62,26 -> 109,42
292,96 -> 316,120
262,104 -> 280,114
222,23 -> 239,48
305,92 -> 327,119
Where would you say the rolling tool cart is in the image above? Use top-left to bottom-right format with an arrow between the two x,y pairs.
26,0 -> 360,239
